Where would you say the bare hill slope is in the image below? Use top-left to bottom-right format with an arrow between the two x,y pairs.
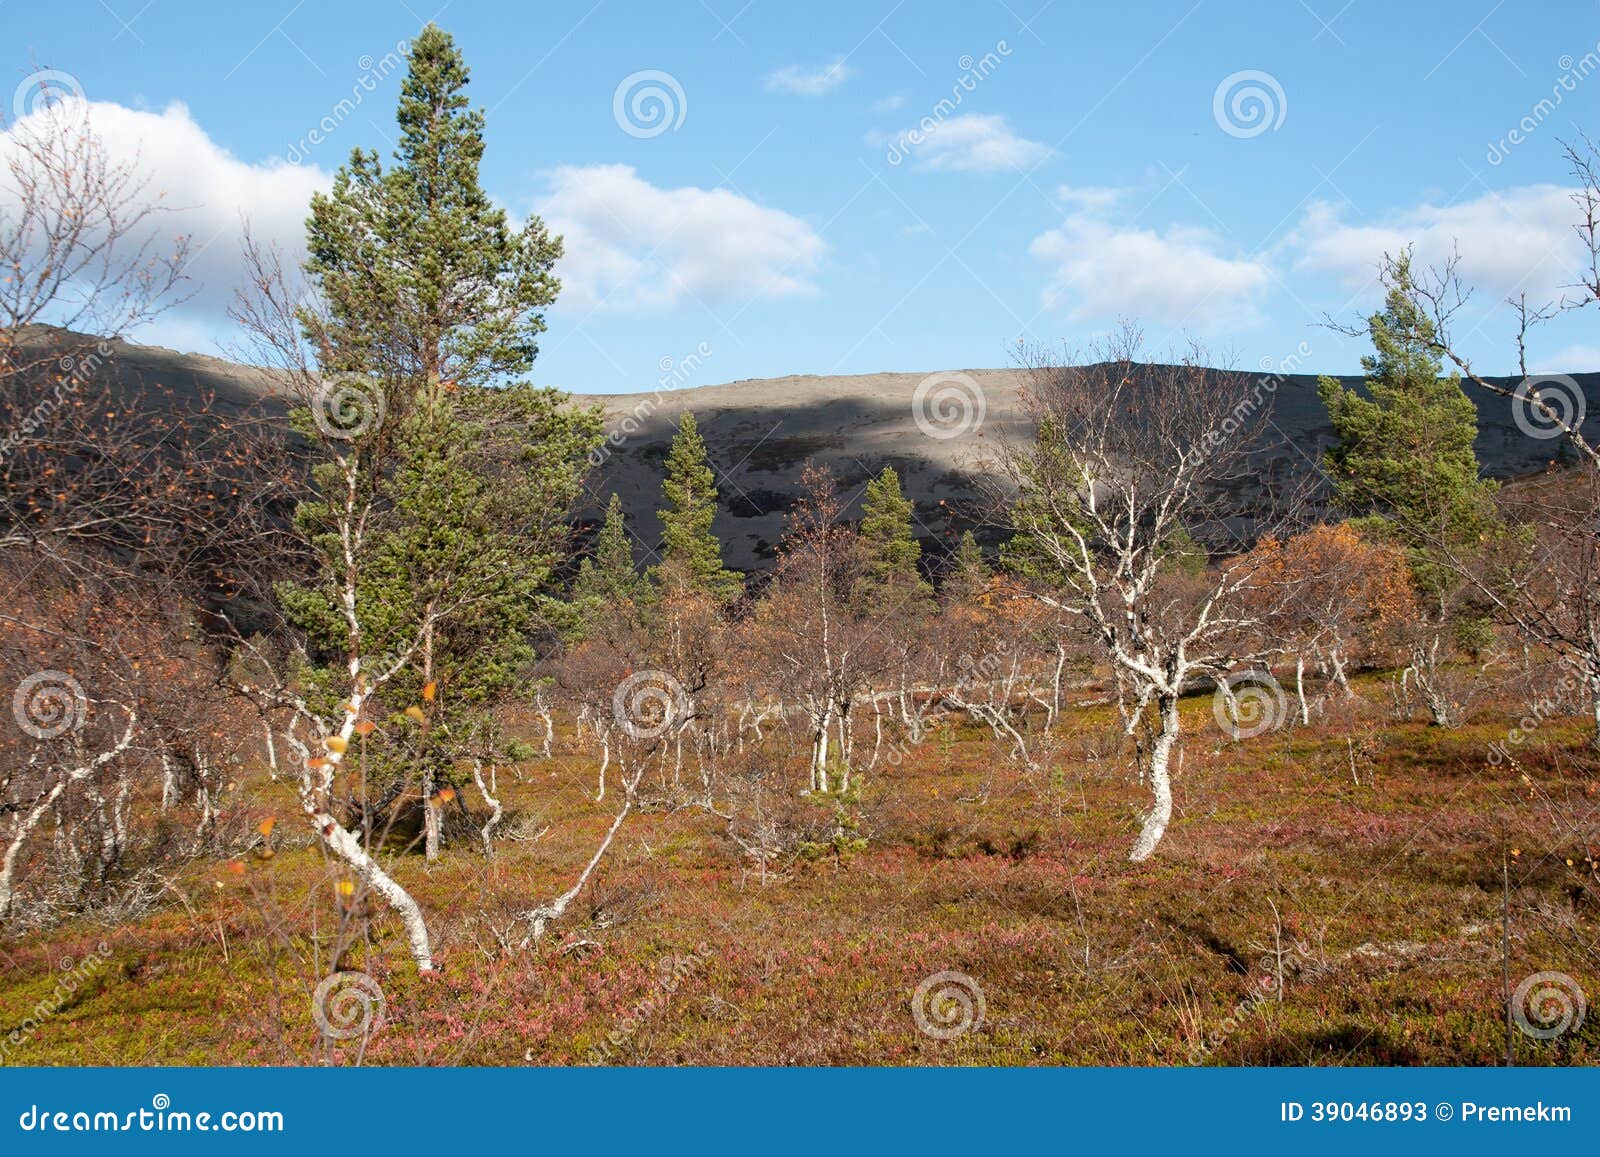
21,329 -> 1598,573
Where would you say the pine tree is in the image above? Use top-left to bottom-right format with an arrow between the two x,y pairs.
303,23 -> 562,395
1318,253 -> 1498,603
574,493 -> 644,613
942,530 -> 990,605
854,466 -> 931,614
655,412 -> 741,603
280,24 -> 601,872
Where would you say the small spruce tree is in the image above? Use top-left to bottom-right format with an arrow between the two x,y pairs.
655,412 -> 742,603
574,493 -> 645,616
942,530 -> 990,605
854,466 -> 932,615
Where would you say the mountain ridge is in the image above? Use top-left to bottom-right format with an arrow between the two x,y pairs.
15,327 -> 1598,572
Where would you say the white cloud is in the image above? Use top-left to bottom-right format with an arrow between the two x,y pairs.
2,100 -> 824,347
765,58 -> 851,96
1029,193 -> 1270,328
1537,344 -> 1600,372
891,113 -> 1048,173
1290,185 -> 1582,302
537,164 -> 825,311
872,93 -> 907,114
0,99 -> 330,344
1054,185 -> 1123,213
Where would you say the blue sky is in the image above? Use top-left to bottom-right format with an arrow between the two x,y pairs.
6,0 -> 1599,392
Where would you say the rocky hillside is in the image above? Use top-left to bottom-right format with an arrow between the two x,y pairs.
24,329 -> 1599,573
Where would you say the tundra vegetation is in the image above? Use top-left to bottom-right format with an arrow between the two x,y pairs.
0,31 -> 1596,1065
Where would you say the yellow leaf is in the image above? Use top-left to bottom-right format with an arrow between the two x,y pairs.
325,736 -> 349,754
258,817 -> 276,838
405,705 -> 426,723
336,881 -> 355,898
423,681 -> 437,702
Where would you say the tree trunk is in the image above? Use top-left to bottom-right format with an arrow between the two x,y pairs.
811,703 -> 834,793
1590,669 -> 1600,750
1050,643 -> 1067,734
1295,655 -> 1309,726
422,765 -> 441,862
1129,694 -> 1180,863
1328,649 -> 1353,698
159,750 -> 177,811
312,801 -> 434,970
471,760 -> 503,858
537,692 -> 555,759
1,714 -> 136,922
0,784 -> 66,921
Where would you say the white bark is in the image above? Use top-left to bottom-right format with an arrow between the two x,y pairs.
471,759 -> 503,857
518,766 -> 642,948
263,721 -> 279,780
1128,695 -> 1179,862
0,710 -> 136,921
1296,655 -> 1309,726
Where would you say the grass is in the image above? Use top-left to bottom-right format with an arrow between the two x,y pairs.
1,677 -> 1596,1067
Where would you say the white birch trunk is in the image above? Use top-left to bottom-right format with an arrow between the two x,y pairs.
1296,655 -> 1309,726
0,713 -> 136,921
1128,695 -> 1179,863
471,759 -> 503,858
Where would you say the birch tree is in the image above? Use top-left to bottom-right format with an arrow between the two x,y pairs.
1001,326 -> 1301,861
